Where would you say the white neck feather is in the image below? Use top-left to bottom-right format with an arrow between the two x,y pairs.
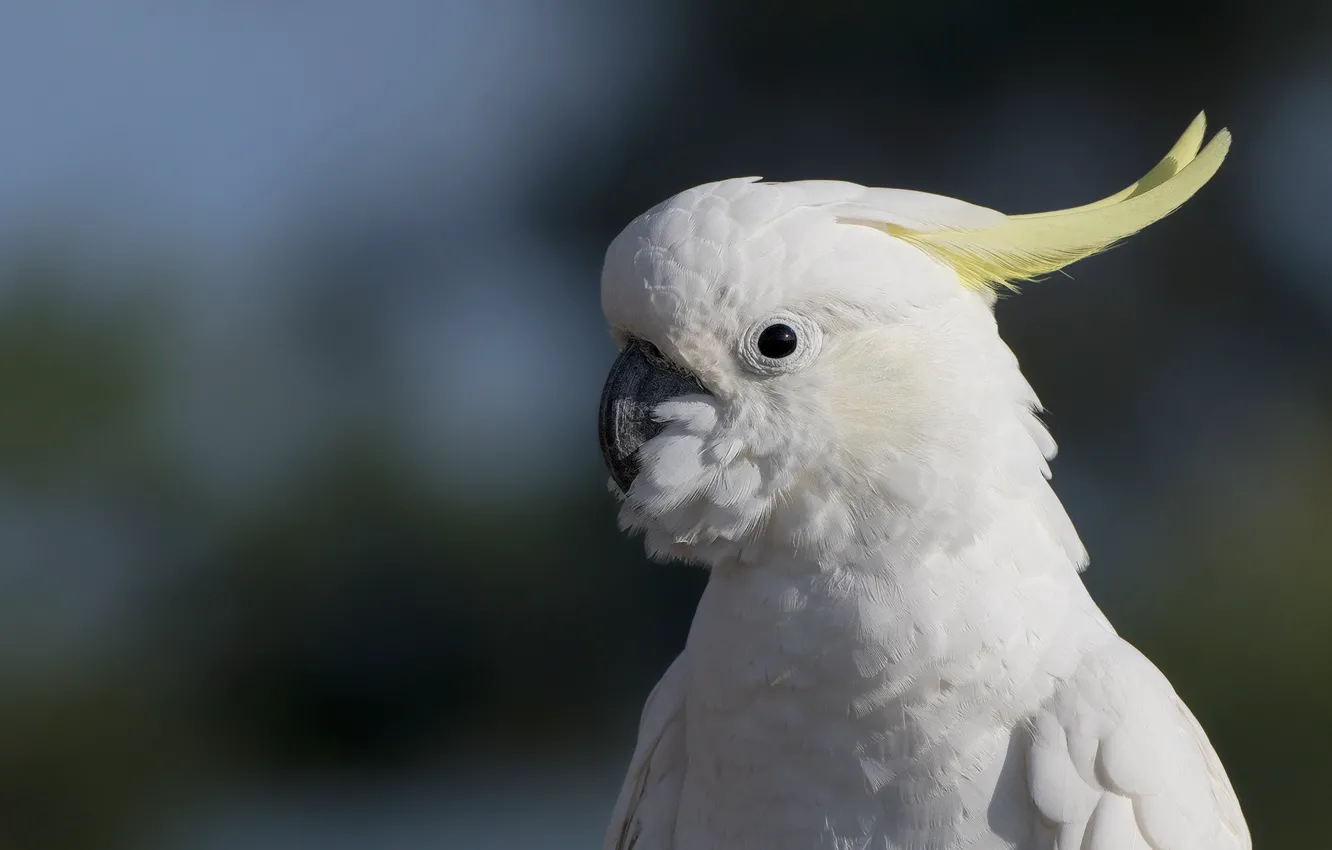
674,489 -> 1113,849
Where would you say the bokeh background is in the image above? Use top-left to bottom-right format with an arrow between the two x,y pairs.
0,2 -> 1328,848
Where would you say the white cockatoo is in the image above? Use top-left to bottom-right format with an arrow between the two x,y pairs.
595,113 -> 1248,850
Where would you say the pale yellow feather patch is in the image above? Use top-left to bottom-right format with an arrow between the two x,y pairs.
875,113 -> 1230,293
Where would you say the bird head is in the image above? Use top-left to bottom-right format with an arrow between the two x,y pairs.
598,115 -> 1229,566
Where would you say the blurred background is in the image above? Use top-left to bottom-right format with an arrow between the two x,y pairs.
0,1 -> 1328,848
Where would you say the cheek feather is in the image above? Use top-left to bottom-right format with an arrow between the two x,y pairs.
704,459 -> 763,509
617,395 -> 778,562
655,399 -> 718,432
640,434 -> 709,499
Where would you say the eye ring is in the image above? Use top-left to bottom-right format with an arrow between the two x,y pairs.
739,312 -> 822,376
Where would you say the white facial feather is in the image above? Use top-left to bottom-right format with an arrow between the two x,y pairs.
602,177 -> 1074,568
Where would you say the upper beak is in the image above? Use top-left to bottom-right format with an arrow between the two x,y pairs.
598,338 -> 711,493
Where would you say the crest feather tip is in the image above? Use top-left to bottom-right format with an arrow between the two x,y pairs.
881,114 -> 1231,294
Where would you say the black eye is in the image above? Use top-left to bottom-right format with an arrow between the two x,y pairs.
756,323 -> 799,359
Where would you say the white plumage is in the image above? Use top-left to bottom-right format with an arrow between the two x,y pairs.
598,116 -> 1247,850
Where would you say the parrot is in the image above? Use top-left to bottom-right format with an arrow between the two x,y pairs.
594,112 -> 1250,850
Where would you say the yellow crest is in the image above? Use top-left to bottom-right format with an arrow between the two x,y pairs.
871,113 -> 1230,292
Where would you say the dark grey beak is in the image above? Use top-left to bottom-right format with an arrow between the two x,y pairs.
598,338 -> 710,493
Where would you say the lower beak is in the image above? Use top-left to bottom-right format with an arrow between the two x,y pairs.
598,339 -> 710,493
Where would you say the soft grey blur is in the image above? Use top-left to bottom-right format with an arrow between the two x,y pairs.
0,2 -> 1327,849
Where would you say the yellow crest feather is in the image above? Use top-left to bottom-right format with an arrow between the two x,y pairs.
880,113 -> 1230,293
